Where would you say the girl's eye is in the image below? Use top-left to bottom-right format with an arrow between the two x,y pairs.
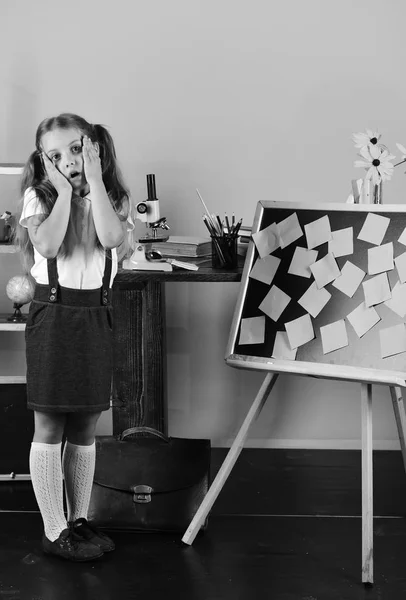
71,145 -> 82,154
51,155 -> 60,163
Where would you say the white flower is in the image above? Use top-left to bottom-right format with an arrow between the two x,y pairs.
396,142 -> 406,158
352,129 -> 382,149
394,143 -> 406,172
354,145 -> 395,185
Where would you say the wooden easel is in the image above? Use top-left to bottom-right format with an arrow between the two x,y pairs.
182,374 -> 406,584
182,198 -> 406,585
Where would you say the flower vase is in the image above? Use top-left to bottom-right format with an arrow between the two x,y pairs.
361,178 -> 371,203
373,181 -> 383,204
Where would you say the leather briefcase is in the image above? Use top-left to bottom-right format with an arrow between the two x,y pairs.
87,427 -> 211,532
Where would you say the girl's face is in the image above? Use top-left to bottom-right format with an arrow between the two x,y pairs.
41,127 -> 89,195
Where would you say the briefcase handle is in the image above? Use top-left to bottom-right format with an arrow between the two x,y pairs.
120,426 -> 170,443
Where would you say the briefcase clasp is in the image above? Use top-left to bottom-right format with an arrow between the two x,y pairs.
132,485 -> 153,503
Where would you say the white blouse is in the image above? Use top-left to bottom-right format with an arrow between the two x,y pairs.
20,187 -> 134,289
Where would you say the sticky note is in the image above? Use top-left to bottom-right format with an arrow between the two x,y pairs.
380,324 -> 406,358
238,316 -> 266,345
276,212 -> 303,249
249,255 -> 281,285
252,222 -> 280,258
304,215 -> 332,250
320,320 -> 348,354
395,252 -> 406,283
272,331 -> 297,360
346,302 -> 380,338
332,261 -> 365,298
328,227 -> 354,258
298,281 -> 331,318
309,253 -> 341,289
259,285 -> 291,322
367,242 -> 394,275
398,227 -> 406,246
384,281 -> 406,318
285,313 -> 315,350
288,246 -> 318,278
357,213 -> 390,245
362,272 -> 391,307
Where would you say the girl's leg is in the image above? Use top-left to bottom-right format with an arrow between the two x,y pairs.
30,411 -> 67,541
62,412 -> 102,523
62,412 -> 115,552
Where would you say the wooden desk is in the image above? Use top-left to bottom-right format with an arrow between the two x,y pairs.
112,260 -> 243,435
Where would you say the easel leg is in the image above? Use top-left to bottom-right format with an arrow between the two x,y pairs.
389,386 -> 406,474
181,372 -> 279,545
361,383 -> 373,584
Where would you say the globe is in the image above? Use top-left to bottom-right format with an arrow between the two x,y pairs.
6,275 -> 35,322
6,275 -> 35,305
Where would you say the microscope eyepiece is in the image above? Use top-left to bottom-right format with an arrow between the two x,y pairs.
147,174 -> 157,201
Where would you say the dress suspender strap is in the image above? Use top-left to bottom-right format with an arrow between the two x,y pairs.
46,248 -> 113,306
101,248 -> 112,305
47,258 -> 59,303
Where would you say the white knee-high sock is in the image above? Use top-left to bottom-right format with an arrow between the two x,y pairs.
29,442 -> 67,542
62,441 -> 96,523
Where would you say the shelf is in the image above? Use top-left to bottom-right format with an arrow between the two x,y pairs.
0,474 -> 30,481
0,315 -> 26,331
0,376 -> 26,384
0,163 -> 24,175
0,163 -> 27,391
0,244 -> 17,253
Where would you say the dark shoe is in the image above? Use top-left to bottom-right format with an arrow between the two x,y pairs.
42,528 -> 104,562
70,518 -> 115,552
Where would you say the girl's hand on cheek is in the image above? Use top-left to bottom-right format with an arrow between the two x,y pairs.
42,153 -> 72,194
83,136 -> 103,185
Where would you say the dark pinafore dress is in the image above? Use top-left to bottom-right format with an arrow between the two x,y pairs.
25,250 -> 113,413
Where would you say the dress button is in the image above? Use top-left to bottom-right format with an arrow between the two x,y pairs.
49,295 -> 56,302
103,290 -> 108,296
103,297 -> 108,304
51,287 -> 57,294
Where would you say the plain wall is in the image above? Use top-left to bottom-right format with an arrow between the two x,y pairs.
1,0 -> 405,448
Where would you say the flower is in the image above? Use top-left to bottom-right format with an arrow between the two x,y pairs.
354,144 -> 395,185
395,143 -> 406,171
396,142 -> 406,158
352,129 -> 382,149
395,142 -> 406,171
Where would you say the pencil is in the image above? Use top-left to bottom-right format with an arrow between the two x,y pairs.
233,218 -> 242,237
202,215 -> 216,236
196,189 -> 216,226
203,216 -> 227,264
212,237 -> 226,265
225,214 -> 230,234
216,215 -> 223,235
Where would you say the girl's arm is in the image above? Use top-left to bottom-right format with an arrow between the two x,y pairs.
26,190 -> 72,258
27,154 -> 72,258
89,179 -> 126,248
83,136 -> 125,249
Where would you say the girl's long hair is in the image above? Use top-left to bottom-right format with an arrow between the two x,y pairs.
14,113 -> 130,273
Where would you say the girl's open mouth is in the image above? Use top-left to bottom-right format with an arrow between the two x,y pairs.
70,171 -> 80,179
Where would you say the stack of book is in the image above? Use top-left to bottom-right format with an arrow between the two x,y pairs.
148,236 -> 212,261
237,225 -> 252,256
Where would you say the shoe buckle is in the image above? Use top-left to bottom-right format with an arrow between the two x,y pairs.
132,485 -> 153,503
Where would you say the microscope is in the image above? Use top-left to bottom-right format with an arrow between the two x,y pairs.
122,174 -> 173,271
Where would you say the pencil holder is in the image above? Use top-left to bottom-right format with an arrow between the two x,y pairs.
211,234 -> 238,269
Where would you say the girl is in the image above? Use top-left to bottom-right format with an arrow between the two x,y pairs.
15,113 -> 133,561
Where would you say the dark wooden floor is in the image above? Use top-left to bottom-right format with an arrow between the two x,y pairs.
0,511 -> 406,599
2,443 -> 406,599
